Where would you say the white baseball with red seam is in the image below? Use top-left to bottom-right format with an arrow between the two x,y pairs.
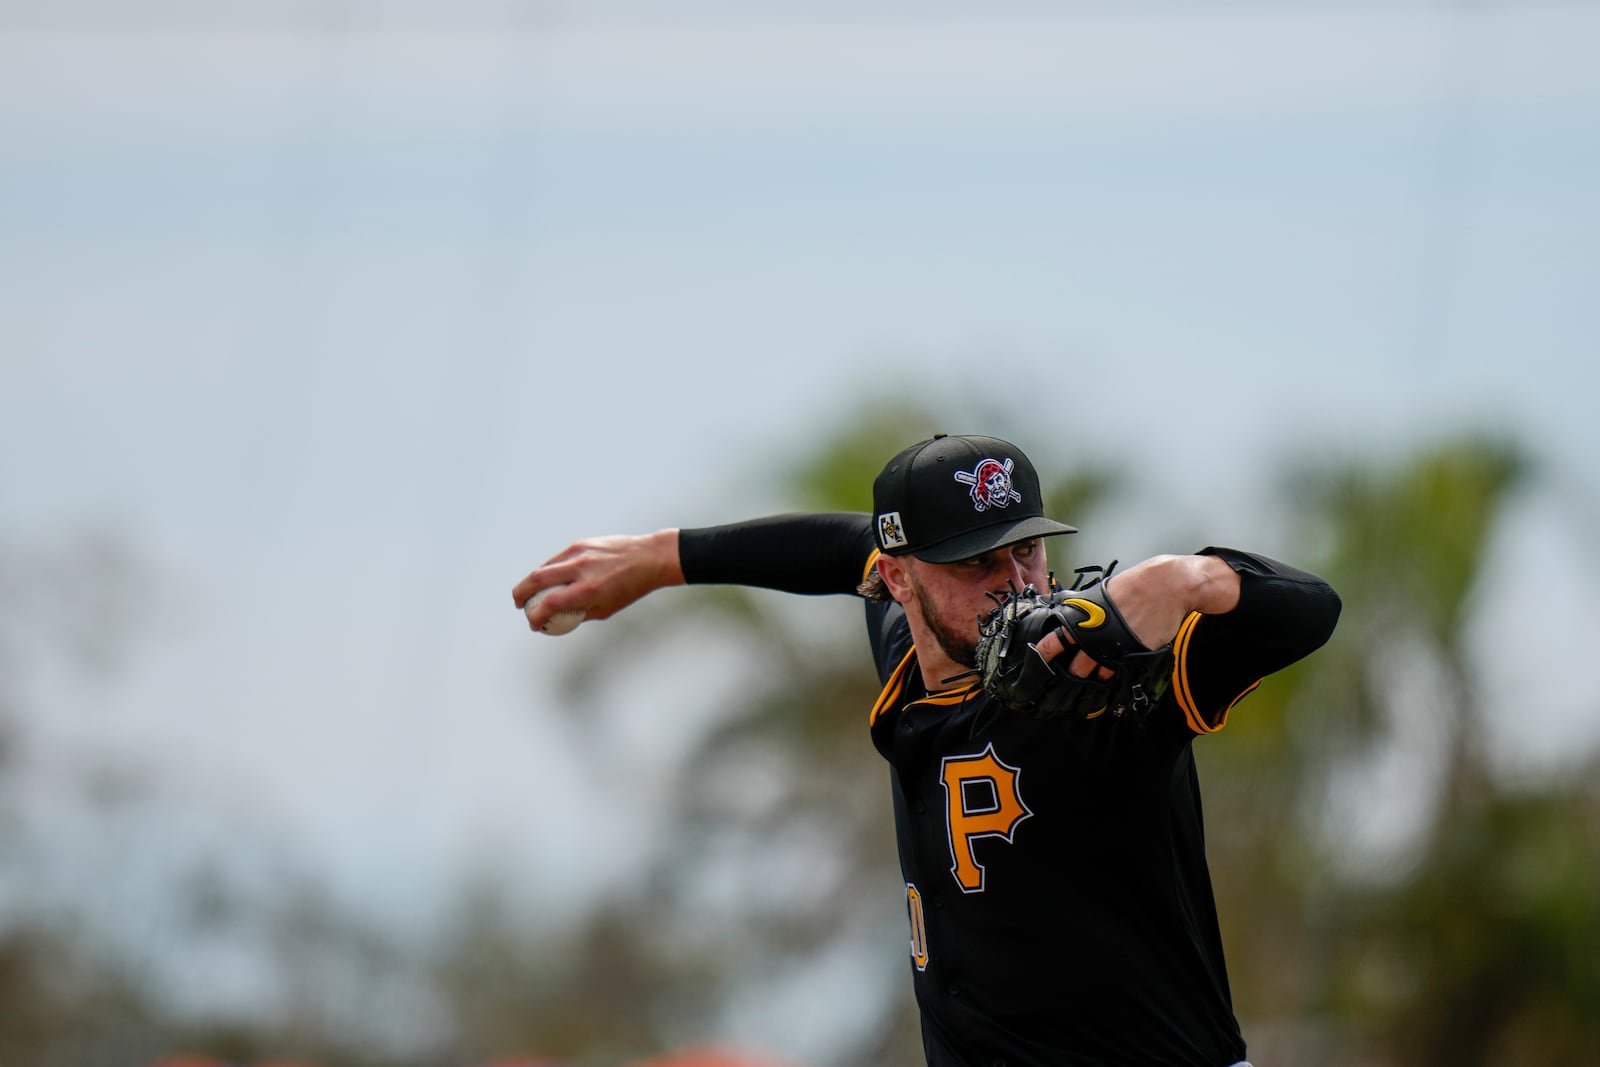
524,585 -> 586,635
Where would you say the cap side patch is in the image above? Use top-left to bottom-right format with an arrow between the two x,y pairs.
877,512 -> 909,550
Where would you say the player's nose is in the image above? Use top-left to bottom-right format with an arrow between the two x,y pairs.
998,554 -> 1031,591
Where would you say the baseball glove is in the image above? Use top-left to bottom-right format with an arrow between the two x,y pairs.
973,563 -> 1174,722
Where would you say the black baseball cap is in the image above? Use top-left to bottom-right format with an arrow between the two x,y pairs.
871,433 -> 1077,563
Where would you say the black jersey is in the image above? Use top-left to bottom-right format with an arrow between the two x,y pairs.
680,516 -> 1341,1067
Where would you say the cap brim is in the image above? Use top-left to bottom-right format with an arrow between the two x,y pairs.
912,516 -> 1078,563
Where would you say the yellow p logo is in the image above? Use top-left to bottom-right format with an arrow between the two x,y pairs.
941,743 -> 1032,893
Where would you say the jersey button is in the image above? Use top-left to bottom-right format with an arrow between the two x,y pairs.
911,799 -> 926,814
946,981 -> 960,996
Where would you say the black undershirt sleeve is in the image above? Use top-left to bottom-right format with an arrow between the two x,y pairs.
1161,547 -> 1341,731
1189,545 -> 1342,685
678,512 -> 877,596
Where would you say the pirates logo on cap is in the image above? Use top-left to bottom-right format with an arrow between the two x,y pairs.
954,458 -> 1023,513
877,511 -> 909,550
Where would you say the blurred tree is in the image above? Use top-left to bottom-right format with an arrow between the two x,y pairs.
0,530 -> 166,1066
0,533 -> 413,1067
1336,774 -> 1600,1067
1201,434 -> 1600,1066
7,429 -> 1593,1067
429,885 -> 701,1067
0,923 -> 153,1067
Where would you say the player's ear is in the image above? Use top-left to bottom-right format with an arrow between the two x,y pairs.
876,554 -> 915,605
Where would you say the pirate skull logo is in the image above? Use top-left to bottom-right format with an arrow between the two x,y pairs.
954,457 -> 1023,512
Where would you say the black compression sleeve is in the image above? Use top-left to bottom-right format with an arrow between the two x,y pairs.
1166,547 -> 1341,729
1197,546 -> 1342,667
678,512 -> 877,596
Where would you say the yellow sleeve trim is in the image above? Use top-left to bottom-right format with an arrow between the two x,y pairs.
1216,681 -> 1262,729
1172,610 -> 1263,735
1172,612 -> 1206,731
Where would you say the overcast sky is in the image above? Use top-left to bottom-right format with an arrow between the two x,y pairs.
3,0 -> 1599,1048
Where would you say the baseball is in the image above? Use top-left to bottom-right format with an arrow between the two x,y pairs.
524,585 -> 586,636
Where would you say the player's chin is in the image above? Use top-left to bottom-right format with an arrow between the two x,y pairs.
941,636 -> 979,671
924,605 -> 979,671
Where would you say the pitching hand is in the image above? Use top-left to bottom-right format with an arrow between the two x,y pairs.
512,529 -> 684,632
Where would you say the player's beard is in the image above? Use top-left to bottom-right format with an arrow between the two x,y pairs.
908,571 -> 978,670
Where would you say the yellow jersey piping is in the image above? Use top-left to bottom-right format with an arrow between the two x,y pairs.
870,647 -> 980,724
871,649 -> 917,724
1172,610 -> 1262,734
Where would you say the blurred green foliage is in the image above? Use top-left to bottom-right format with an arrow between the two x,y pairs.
0,415 -> 1595,1067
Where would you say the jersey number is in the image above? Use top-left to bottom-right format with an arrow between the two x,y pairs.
905,883 -> 929,970
940,742 -> 1032,893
